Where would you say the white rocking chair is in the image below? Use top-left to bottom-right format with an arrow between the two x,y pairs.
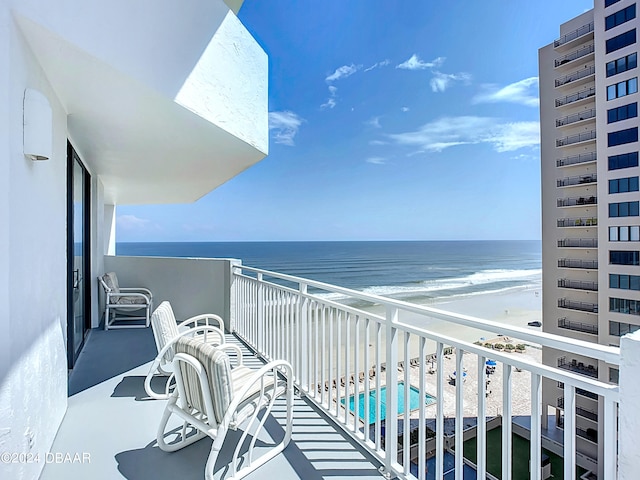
145,301 -> 226,400
157,336 -> 293,480
99,272 -> 153,330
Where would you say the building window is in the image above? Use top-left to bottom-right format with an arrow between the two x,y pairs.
609,176 -> 639,193
607,52 -> 637,77
605,4 -> 636,31
610,297 -> 640,316
610,273 -> 640,290
610,368 -> 620,385
609,151 -> 639,170
607,77 -> 638,100
609,320 -> 640,335
606,29 -> 637,54
610,225 -> 640,241
606,0 -> 622,7
608,127 -> 639,146
610,250 -> 640,265
608,102 -> 638,123
609,201 -> 640,217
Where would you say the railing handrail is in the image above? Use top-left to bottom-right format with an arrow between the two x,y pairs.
556,87 -> 596,106
556,130 -> 597,147
557,196 -> 597,207
556,108 -> 596,127
233,265 -> 620,365
555,65 -> 596,87
557,173 -> 597,186
554,21 -> 594,48
557,151 -> 597,167
555,43 -> 595,67
558,238 -> 598,248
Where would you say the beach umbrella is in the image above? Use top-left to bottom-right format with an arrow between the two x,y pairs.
486,360 -> 497,366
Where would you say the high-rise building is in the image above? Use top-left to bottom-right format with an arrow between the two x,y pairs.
540,1 -> 639,477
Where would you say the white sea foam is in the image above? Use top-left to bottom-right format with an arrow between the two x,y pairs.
312,268 -> 542,302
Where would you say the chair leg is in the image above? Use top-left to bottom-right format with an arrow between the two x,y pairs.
156,399 -> 207,453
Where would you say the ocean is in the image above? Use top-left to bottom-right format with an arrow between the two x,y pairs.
117,240 -> 541,306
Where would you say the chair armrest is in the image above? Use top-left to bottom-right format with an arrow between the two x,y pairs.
222,360 -> 293,424
178,314 -> 224,332
213,344 -> 244,367
118,287 -> 153,297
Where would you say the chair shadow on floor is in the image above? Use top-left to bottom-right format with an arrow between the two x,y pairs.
111,375 -> 170,401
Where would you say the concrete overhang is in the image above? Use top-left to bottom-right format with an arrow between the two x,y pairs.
14,0 -> 267,205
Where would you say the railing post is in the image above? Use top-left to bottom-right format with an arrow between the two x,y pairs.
619,330 -> 640,479
299,283 -> 308,392
383,306 -> 399,478
256,273 -> 264,356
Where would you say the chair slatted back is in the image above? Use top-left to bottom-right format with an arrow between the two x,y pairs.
151,301 -> 180,364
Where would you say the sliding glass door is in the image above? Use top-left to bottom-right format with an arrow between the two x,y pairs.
67,142 -> 90,369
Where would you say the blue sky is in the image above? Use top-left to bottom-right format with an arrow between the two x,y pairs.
117,0 -> 593,242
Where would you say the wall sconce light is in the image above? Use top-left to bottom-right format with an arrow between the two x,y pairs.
23,88 -> 52,161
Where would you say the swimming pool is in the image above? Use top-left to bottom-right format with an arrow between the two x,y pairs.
342,382 -> 436,424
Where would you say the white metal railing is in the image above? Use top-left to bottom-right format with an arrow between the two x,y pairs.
231,265 -> 620,480
554,22 -> 594,48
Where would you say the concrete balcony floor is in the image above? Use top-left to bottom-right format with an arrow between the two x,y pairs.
41,328 -> 385,480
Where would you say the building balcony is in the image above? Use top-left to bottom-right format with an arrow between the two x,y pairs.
558,356 -> 599,378
558,238 -> 598,248
557,151 -> 597,168
557,196 -> 597,207
556,109 -> 596,128
558,317 -> 599,335
557,174 -> 597,187
556,87 -> 596,107
557,217 -> 597,227
39,256 -> 623,480
557,382 -> 599,400
558,258 -> 598,270
558,298 -> 598,314
555,66 -> 596,88
554,22 -> 594,49
557,397 -> 599,422
558,279 -> 598,292
556,131 -> 597,147
557,418 -> 599,443
555,44 -> 595,68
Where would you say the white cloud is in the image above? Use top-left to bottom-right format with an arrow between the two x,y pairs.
321,85 -> 339,109
473,77 -> 540,107
369,139 -> 388,146
364,59 -> 391,72
366,157 -> 386,165
268,111 -> 305,146
401,106 -> 410,112
117,214 -> 153,231
365,116 -> 381,128
387,116 -> 539,153
430,71 -> 471,92
396,54 -> 445,70
326,64 -> 360,82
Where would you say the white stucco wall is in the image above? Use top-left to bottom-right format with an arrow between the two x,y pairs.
0,7 -> 68,480
619,329 -> 640,478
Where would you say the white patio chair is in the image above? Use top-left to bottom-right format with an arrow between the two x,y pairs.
157,336 -> 293,480
145,301 -> 227,400
99,272 -> 153,330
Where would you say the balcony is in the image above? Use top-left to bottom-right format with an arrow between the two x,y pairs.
555,44 -> 595,68
558,317 -> 599,335
556,131 -> 597,147
554,22 -> 595,48
558,258 -> 598,269
555,66 -> 596,88
558,382 -> 599,400
40,257 -> 623,480
557,397 -> 599,422
557,151 -> 597,167
557,174 -> 597,187
558,298 -> 598,314
557,196 -> 597,207
558,356 -> 599,379
557,217 -> 597,227
558,238 -> 598,248
558,279 -> 598,292
556,109 -> 596,128
556,87 -> 596,107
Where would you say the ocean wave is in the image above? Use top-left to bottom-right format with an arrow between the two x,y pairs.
311,268 -> 542,302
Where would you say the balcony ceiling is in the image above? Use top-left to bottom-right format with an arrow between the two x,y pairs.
15,8 -> 266,205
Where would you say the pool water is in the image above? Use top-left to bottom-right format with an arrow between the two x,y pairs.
342,382 -> 436,424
